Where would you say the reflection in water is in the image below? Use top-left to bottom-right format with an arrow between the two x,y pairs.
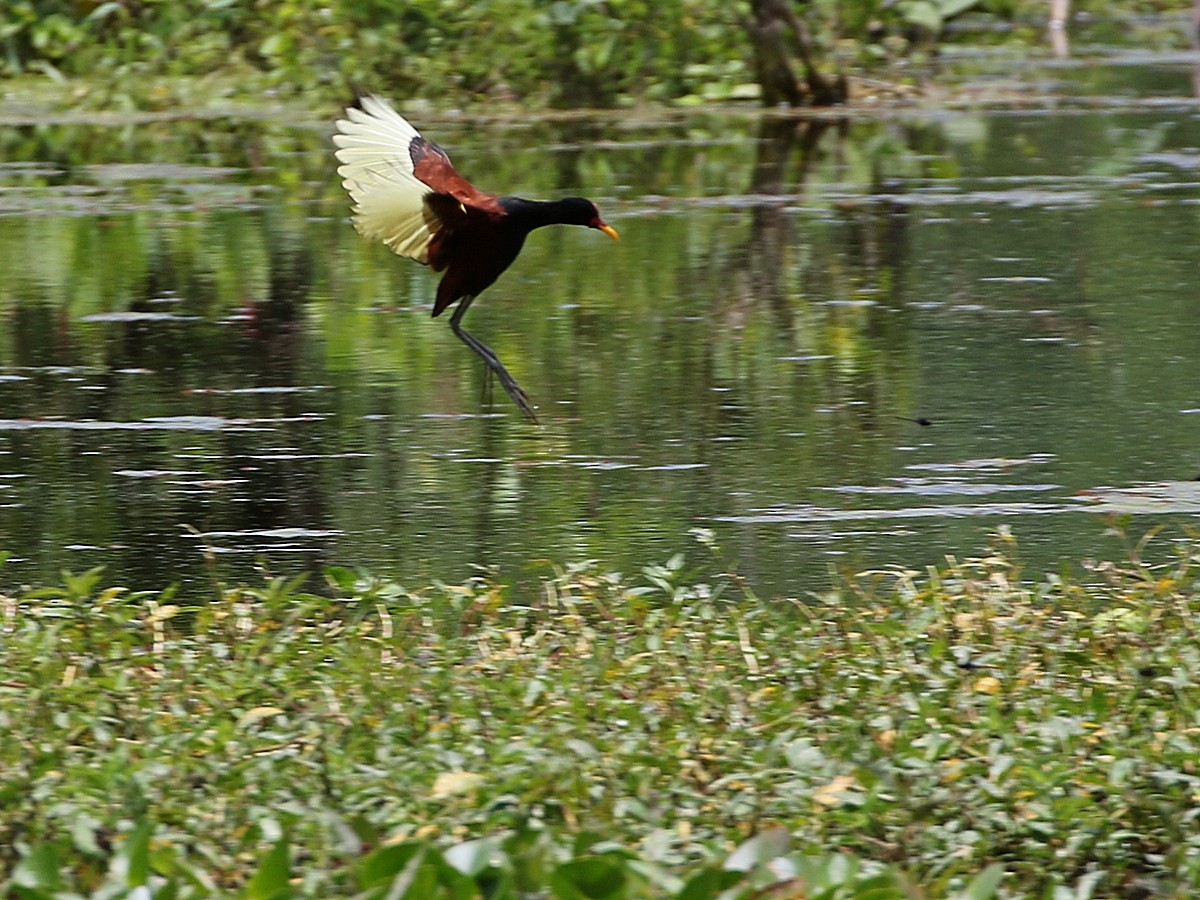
2,93 -> 1200,595
0,210 -> 338,589
1049,0 -> 1070,59
740,118 -> 828,325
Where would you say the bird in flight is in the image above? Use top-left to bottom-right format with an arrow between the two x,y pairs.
333,95 -> 619,423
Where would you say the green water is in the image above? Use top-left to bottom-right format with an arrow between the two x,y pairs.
3,63 -> 1200,596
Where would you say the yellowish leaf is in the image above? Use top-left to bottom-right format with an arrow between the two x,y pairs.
237,706 -> 285,728
942,758 -> 965,783
432,771 -> 485,799
812,774 -> 856,807
973,675 -> 1002,695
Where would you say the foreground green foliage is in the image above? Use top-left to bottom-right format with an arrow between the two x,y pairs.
4,530 -> 1200,897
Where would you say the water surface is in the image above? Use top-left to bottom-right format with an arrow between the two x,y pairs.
3,58 -> 1200,595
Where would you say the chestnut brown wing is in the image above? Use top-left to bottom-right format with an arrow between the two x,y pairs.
410,139 -> 507,275
411,137 -> 505,219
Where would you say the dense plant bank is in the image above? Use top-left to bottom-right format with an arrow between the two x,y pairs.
4,531 -> 1200,896
5,1 -> 1200,109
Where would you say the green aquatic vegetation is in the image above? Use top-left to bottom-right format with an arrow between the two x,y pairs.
3,531 -> 1200,896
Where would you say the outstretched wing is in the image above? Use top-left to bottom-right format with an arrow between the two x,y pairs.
332,95 -> 503,266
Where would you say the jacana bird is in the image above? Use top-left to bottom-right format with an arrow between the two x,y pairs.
332,95 -> 619,423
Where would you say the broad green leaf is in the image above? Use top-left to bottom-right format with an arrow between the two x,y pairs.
723,828 -> 790,872
381,849 -> 440,899
853,873 -> 907,899
901,1 -> 942,31
152,843 -> 220,894
112,818 -> 152,887
550,856 -> 626,899
1071,870 -> 1105,899
957,864 -> 1004,900
444,837 -> 500,877
84,2 -> 124,21
243,839 -> 291,900
358,843 -> 424,887
938,0 -> 980,16
325,566 -> 359,592
676,865 -> 742,900
572,832 -> 609,856
259,32 -> 286,57
61,566 -> 105,599
429,849 -> 478,899
71,815 -> 103,856
13,843 -> 60,890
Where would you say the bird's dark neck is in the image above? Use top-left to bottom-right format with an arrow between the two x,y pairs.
499,196 -> 589,234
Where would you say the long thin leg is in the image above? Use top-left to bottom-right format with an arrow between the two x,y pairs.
449,296 -> 539,424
